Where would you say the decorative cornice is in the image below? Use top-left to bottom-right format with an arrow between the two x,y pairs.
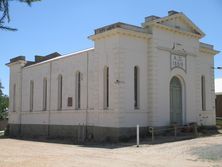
89,28 -> 152,41
143,13 -> 205,38
152,22 -> 202,39
199,47 -> 219,55
6,60 -> 27,67
156,46 -> 197,57
157,45 -> 219,56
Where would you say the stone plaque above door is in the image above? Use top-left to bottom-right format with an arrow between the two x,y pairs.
171,54 -> 186,71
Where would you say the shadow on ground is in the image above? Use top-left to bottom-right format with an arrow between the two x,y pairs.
1,128 -> 221,149
191,144 -> 222,161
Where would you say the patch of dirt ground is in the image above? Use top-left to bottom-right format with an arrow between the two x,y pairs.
0,135 -> 222,167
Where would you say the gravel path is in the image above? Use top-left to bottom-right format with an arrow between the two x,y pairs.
0,135 -> 222,167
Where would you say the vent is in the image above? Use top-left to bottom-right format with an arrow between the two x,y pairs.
145,15 -> 160,22
168,10 -> 179,16
10,56 -> 26,63
35,55 -> 44,62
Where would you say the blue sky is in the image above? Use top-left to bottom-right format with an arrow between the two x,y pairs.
1,0 -> 222,95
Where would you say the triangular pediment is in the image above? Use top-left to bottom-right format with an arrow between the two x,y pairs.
151,13 -> 205,38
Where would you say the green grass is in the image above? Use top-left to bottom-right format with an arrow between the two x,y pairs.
0,131 -> 4,136
216,119 -> 222,127
191,144 -> 222,161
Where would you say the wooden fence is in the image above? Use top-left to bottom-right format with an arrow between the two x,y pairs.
0,120 -> 8,131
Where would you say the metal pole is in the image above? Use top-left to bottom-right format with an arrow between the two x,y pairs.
137,125 -> 139,147
174,125 -> 177,138
82,123 -> 85,143
194,124 -> 198,137
149,127 -> 154,142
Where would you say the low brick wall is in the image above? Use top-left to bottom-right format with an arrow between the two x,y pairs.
0,120 -> 8,131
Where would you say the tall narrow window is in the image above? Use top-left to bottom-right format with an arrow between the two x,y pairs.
75,71 -> 81,109
104,66 -> 109,109
13,84 -> 16,112
134,66 -> 139,109
30,80 -> 34,112
201,75 -> 206,111
43,78 -> 47,111
58,75 -> 62,110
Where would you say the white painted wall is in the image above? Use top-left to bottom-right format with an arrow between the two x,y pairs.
8,61 -> 26,124
8,14 -> 217,128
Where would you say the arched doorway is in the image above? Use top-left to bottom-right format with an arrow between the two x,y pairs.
170,76 -> 182,124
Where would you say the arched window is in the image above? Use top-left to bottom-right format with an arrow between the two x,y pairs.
134,66 -> 139,109
43,78 -> 47,111
58,75 -> 62,110
75,71 -> 81,109
170,76 -> 182,124
13,84 -> 16,112
201,75 -> 206,111
30,80 -> 34,112
104,66 -> 109,109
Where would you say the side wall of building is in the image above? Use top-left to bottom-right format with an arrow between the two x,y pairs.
8,48 -> 132,141
196,50 -> 216,125
8,61 -> 26,131
11,49 -> 121,127
111,33 -> 150,128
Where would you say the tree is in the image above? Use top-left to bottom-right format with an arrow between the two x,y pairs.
0,0 -> 41,31
0,81 -> 9,120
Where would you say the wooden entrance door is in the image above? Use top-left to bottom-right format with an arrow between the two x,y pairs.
170,77 -> 182,124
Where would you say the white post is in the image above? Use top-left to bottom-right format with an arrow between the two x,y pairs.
137,124 -> 139,147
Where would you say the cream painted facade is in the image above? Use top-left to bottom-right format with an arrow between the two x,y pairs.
7,11 -> 219,141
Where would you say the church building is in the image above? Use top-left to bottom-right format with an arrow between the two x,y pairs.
7,11 -> 219,141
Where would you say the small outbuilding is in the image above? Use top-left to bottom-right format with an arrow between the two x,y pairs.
215,78 -> 222,117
